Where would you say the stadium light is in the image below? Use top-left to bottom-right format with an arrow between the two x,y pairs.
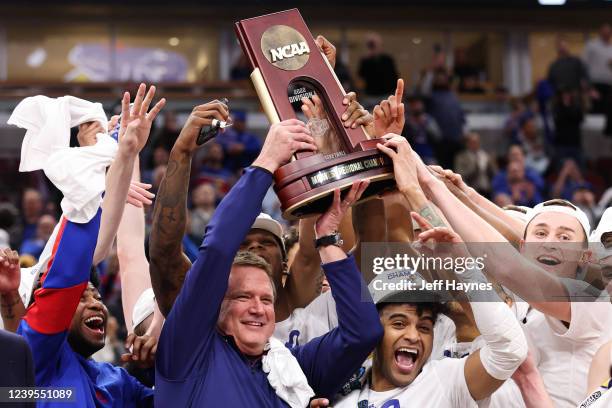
538,0 -> 567,5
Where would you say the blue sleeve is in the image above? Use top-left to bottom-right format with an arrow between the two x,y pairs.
291,255 -> 383,399
121,368 -> 154,407
157,166 -> 272,380
18,210 -> 101,385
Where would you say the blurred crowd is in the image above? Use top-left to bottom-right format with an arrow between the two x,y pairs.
0,22 -> 611,408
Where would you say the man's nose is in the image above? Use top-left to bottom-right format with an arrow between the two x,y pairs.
248,299 -> 265,315
248,241 -> 264,251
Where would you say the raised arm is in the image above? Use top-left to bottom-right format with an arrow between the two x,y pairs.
149,101 -> 229,317
156,119 -> 317,380
430,167 -> 522,247
116,160 -> 158,333
18,86 -> 159,379
413,148 -> 572,322
417,226 -> 528,400
0,248 -> 25,332
293,182 -> 384,398
93,84 -> 165,265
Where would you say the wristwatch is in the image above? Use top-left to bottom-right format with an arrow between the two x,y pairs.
314,232 -> 343,249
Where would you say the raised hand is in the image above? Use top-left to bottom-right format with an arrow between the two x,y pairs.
76,121 -> 105,147
341,92 -> 374,131
315,180 -> 369,238
127,181 -> 155,208
120,83 -> 166,155
376,134 -> 420,193
429,165 -> 472,195
0,248 -> 20,295
373,78 -> 405,137
301,94 -> 328,122
252,119 -> 317,173
315,35 -> 336,69
411,212 -> 469,261
174,100 -> 230,154
121,333 -> 158,369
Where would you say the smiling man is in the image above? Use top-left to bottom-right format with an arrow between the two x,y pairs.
417,158 -> 612,407
154,118 -> 382,407
11,84 -> 164,407
333,266 -> 527,408
518,201 -> 612,408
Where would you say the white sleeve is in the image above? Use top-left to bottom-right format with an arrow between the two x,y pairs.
473,301 -> 528,380
457,266 -> 528,380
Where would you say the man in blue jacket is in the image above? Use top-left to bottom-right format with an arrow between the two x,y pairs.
154,118 -> 383,407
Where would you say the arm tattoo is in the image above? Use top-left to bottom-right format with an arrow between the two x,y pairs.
1,291 -> 25,331
149,153 -> 194,316
418,205 -> 446,228
1,294 -> 19,318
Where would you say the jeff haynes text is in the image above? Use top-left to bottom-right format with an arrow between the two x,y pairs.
371,279 -> 493,292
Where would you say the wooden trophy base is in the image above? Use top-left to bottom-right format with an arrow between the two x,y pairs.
274,141 -> 396,220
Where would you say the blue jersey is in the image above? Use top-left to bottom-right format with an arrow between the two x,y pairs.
155,166 -> 383,407
18,210 -> 153,407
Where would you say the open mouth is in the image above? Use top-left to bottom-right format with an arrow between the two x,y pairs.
83,316 -> 105,335
394,347 -> 418,374
536,255 -> 561,266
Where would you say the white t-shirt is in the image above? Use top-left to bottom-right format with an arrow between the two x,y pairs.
273,291 -> 337,348
524,302 -> 612,408
583,38 -> 612,84
335,358 -> 477,408
430,313 -> 456,361
445,336 -> 525,408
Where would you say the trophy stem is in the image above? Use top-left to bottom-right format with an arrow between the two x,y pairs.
250,68 -> 281,125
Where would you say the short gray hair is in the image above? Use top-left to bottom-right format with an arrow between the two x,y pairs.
232,251 -> 277,301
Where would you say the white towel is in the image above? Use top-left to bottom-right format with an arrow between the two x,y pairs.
8,95 -> 108,172
262,337 -> 315,408
43,134 -> 117,223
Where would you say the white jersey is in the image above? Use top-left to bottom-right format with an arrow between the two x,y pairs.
444,336 -> 525,408
524,302 -> 612,408
335,358 -> 477,408
430,313 -> 456,361
273,291 -> 337,348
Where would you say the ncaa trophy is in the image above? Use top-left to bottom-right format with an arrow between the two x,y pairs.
235,8 -> 396,220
